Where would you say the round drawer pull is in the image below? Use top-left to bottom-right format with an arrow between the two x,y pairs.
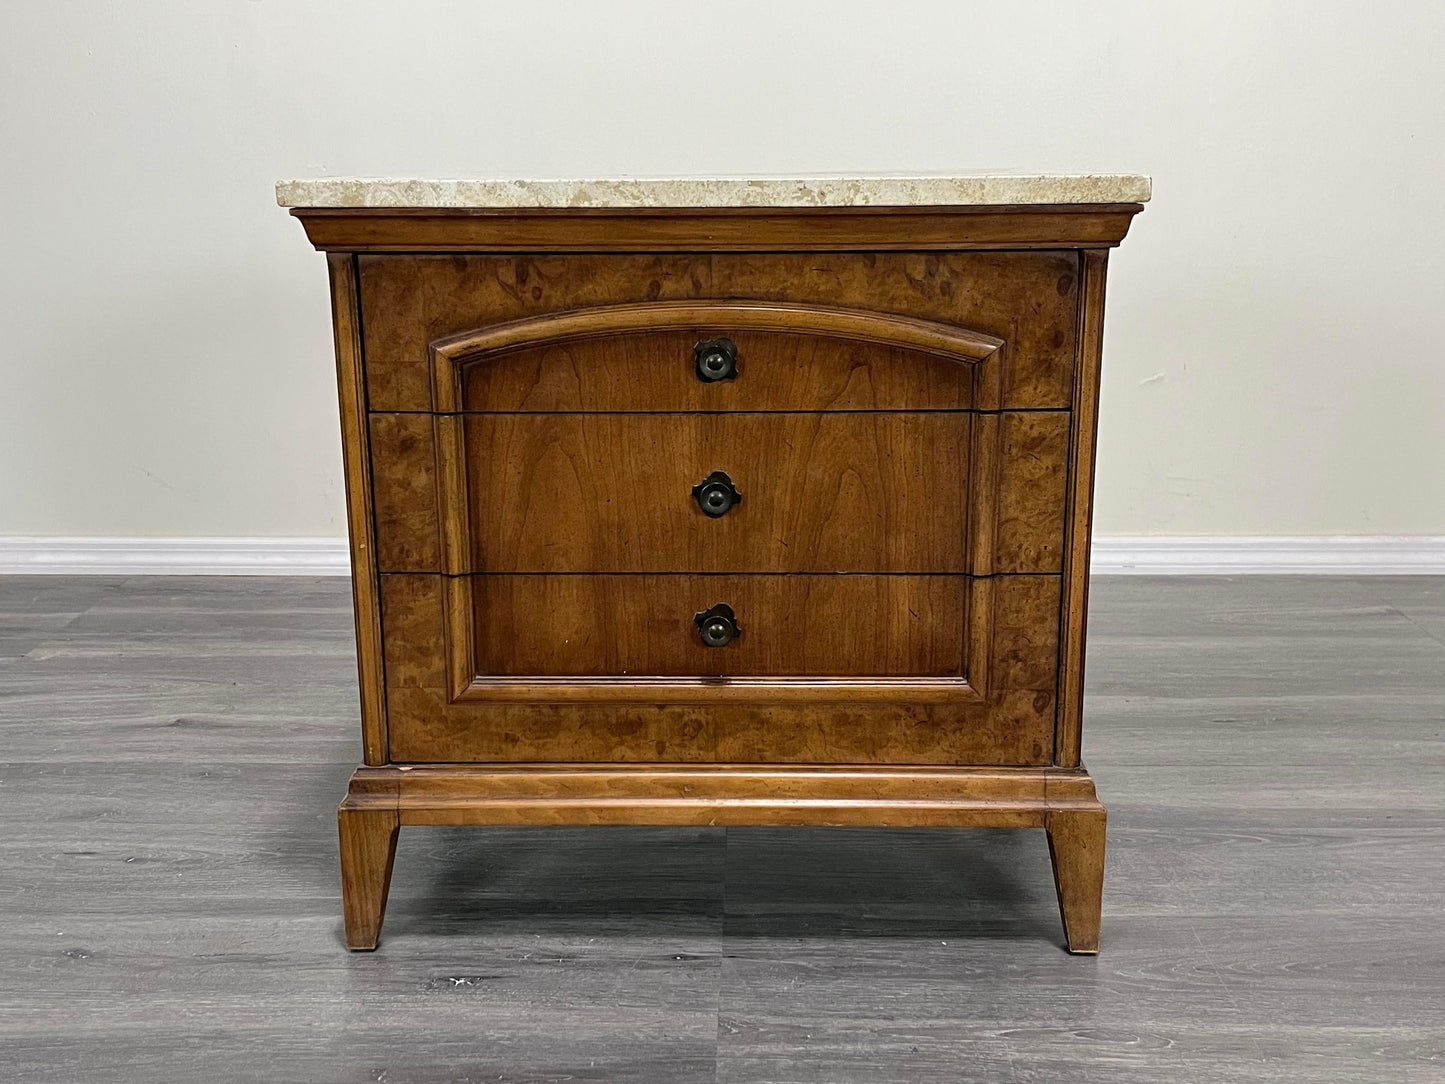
694,337 -> 738,382
694,603 -> 740,647
691,470 -> 741,518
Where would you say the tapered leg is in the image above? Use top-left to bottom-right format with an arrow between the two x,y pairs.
1045,808 -> 1107,954
338,806 -> 400,950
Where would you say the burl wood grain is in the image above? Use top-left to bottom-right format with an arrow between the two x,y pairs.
995,411 -> 1071,573
362,254 -> 706,412
711,254 -> 1079,411
359,252 -> 1078,412
469,574 -> 966,677
369,410 -> 1069,575
378,573 -> 1060,765
369,412 -> 443,572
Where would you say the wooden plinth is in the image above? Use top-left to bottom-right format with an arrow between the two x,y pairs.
337,764 -> 1106,954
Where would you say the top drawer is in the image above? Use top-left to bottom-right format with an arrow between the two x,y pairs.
359,252 -> 1081,412
448,322 -> 979,413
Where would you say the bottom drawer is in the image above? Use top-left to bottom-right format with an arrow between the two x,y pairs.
379,573 -> 1062,767
471,574 -> 964,678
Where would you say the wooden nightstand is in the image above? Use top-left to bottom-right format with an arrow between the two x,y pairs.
280,174 -> 1149,953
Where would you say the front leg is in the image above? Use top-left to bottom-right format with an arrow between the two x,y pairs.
1045,807 -> 1107,954
338,805 -> 400,950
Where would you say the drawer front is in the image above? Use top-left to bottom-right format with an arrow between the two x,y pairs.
459,328 -> 977,413
380,573 -> 1061,766
371,409 -> 1069,575
469,574 -> 965,677
359,252 -> 1080,412
469,412 -> 963,573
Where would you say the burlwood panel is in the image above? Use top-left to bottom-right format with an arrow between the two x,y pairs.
995,410 -> 1072,573
369,410 -> 1068,575
369,412 -> 443,572
711,254 -> 1078,411
380,573 -> 1060,765
459,331 -> 976,412
359,252 -> 1078,412
362,255 -> 707,412
470,574 -> 965,678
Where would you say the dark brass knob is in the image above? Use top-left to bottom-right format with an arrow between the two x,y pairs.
692,470 -> 741,518
694,337 -> 738,383
694,603 -> 740,647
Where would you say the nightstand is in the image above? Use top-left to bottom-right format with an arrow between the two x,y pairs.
280,173 -> 1149,952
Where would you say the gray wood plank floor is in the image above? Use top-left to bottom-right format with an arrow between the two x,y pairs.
0,574 -> 1441,1082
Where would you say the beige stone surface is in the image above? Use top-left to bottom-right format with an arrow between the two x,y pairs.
275,174 -> 1151,209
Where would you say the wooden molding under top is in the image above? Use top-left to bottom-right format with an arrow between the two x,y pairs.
292,204 -> 1145,252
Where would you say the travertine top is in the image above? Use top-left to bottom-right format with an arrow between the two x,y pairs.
276,174 -> 1151,210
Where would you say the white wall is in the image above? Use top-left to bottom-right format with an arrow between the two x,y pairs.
1,0 -> 1442,540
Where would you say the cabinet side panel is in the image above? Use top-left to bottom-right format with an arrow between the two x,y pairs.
1057,250 -> 1108,767
329,253 -> 389,765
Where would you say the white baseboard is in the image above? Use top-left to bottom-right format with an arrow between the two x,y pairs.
0,537 -> 352,576
1090,536 -> 1445,575
0,535 -> 1442,576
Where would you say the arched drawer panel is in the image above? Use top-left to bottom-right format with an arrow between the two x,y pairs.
434,301 -> 1002,413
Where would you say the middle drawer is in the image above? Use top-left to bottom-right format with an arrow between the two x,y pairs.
370,410 -> 1069,574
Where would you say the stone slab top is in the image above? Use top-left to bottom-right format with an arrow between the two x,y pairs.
276,173 -> 1151,210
